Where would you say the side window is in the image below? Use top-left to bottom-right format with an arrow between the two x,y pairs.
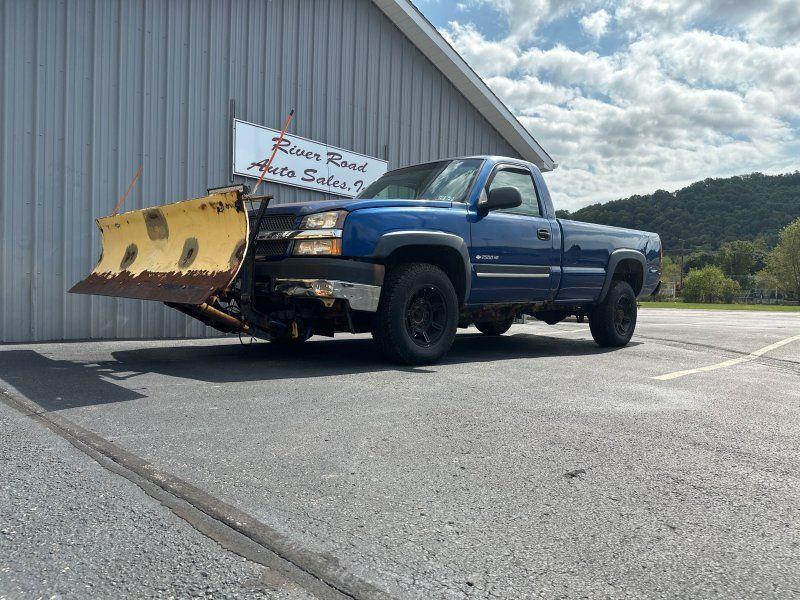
487,168 -> 541,217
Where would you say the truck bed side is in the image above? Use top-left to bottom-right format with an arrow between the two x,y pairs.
555,219 -> 661,303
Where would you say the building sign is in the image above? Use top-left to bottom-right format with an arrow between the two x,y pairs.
232,119 -> 388,197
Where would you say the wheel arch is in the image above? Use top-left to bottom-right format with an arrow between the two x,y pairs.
373,231 -> 471,306
597,249 -> 646,302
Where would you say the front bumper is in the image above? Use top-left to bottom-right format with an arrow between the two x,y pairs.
255,258 -> 385,312
273,279 -> 382,312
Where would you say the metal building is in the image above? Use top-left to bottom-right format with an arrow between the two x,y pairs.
0,0 -> 554,343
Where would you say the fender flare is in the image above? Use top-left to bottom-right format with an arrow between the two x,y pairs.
598,249 -> 647,303
373,230 -> 472,302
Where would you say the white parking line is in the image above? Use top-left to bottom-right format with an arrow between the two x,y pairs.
652,334 -> 800,381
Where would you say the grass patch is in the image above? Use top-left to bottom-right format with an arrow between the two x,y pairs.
641,301 -> 800,312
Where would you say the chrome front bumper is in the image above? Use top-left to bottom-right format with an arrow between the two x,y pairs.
273,278 -> 382,312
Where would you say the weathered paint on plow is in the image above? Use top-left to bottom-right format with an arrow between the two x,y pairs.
69,191 -> 249,305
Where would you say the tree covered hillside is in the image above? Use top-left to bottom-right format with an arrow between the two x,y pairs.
558,172 -> 800,251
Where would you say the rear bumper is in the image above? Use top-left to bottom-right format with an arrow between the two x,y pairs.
650,280 -> 662,296
254,258 -> 384,312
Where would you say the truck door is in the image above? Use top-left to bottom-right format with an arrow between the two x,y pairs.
468,164 -> 559,304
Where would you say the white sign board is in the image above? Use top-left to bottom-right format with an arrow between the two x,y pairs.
232,119 -> 388,197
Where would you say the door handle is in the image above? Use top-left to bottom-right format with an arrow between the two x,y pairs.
537,228 -> 551,241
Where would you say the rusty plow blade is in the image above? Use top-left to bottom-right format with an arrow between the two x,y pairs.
69,191 -> 249,306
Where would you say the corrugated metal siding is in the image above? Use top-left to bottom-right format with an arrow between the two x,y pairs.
1,0 -> 519,343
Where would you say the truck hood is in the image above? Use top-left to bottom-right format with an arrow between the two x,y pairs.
260,198 -> 453,217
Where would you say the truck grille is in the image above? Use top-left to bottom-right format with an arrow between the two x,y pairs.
249,213 -> 296,259
249,213 -> 296,233
254,239 -> 291,258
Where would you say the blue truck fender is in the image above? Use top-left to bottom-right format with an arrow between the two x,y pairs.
597,248 -> 647,303
372,230 -> 472,303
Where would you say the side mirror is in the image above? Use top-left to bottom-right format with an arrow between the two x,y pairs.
480,186 -> 522,212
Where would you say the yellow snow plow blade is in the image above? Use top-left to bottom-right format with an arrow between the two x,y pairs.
69,191 -> 249,305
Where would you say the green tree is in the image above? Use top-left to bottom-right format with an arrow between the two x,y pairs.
760,218 -> 800,298
756,268 -> 781,296
661,255 -> 682,284
716,240 -> 756,283
683,265 -> 741,303
565,171 -> 800,252
684,250 -> 717,272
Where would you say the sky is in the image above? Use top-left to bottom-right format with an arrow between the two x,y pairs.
415,0 -> 800,211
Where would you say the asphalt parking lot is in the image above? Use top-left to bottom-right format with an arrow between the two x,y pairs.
1,307 -> 799,599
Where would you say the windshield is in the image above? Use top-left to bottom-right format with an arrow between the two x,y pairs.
357,159 -> 483,202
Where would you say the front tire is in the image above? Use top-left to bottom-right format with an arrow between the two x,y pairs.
589,280 -> 637,347
372,263 -> 458,365
474,317 -> 514,336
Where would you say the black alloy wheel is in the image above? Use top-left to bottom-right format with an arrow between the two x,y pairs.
405,285 -> 448,347
372,262 -> 459,365
613,294 -> 635,337
589,280 -> 637,347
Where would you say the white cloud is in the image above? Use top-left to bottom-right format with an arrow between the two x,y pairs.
457,0 -> 800,45
485,75 -> 577,107
438,2 -> 800,210
440,22 -> 520,76
612,0 -> 800,45
580,9 -> 611,40
457,0 -> 588,42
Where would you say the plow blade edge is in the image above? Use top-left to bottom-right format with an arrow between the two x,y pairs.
69,191 -> 249,305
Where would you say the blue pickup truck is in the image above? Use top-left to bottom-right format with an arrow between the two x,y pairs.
72,155 -> 661,364
243,155 -> 662,364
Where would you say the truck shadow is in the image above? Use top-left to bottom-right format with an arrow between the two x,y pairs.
106,333 -> 632,383
0,333 -> 637,412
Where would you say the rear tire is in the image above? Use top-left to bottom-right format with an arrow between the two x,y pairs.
372,263 -> 458,365
474,317 -> 514,336
589,280 -> 637,347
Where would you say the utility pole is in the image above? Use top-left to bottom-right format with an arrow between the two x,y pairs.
679,239 -> 685,289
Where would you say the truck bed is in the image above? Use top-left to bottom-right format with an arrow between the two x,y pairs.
555,219 -> 661,303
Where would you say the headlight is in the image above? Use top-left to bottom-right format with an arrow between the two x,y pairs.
293,238 -> 342,256
299,210 -> 347,230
